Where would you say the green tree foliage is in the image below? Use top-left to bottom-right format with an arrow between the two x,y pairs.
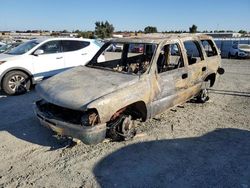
238,30 -> 247,34
144,26 -> 158,33
189,24 -> 197,33
95,21 -> 114,39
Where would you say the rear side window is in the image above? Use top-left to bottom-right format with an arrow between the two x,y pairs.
62,40 -> 90,52
184,41 -> 203,65
201,40 -> 218,57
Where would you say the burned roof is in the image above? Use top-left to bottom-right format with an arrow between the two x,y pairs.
112,33 -> 212,44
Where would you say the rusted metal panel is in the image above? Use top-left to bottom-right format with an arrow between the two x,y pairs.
34,34 -> 223,144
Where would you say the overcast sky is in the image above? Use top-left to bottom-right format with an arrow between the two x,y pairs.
0,0 -> 249,31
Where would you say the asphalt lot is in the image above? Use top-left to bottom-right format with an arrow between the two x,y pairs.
0,59 -> 249,188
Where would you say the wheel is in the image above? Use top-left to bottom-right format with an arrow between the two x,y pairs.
197,88 -> 209,103
235,52 -> 239,59
2,71 -> 31,95
107,115 -> 136,141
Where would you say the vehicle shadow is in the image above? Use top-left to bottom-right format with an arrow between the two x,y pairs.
208,88 -> 250,97
93,128 -> 250,188
0,91 -> 68,150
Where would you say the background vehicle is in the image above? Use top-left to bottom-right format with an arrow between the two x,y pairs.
228,43 -> 250,58
129,44 -> 144,53
0,38 -> 103,95
0,42 -> 6,48
34,34 -> 224,145
0,43 -> 21,53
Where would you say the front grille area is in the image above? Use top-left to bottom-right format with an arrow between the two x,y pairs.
36,100 -> 84,125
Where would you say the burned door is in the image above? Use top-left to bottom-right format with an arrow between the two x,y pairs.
201,39 -> 221,75
182,40 -> 207,96
151,42 -> 189,116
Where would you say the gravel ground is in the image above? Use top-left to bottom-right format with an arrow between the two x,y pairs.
0,59 -> 249,188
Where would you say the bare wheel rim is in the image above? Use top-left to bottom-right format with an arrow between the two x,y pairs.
8,75 -> 27,93
201,89 -> 208,101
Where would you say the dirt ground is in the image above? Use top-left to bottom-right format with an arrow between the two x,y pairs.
0,59 -> 249,188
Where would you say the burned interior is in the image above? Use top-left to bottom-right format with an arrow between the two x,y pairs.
87,42 -> 157,75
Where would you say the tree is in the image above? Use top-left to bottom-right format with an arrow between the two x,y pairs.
144,26 -> 157,33
238,30 -> 247,34
77,31 -> 95,39
189,24 -> 197,33
95,21 -> 114,39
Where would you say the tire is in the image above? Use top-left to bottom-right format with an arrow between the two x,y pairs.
197,88 -> 209,103
235,52 -> 239,59
2,71 -> 31,95
107,115 -> 136,141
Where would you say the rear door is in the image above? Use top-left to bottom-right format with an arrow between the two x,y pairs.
182,40 -> 206,96
62,40 -> 91,68
151,41 -> 189,116
33,40 -> 65,79
201,39 -> 221,74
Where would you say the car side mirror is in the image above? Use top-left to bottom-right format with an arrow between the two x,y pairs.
34,49 -> 44,56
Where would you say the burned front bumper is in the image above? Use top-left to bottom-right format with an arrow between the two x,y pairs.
34,100 -> 106,145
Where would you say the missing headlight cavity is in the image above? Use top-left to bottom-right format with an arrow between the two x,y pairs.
81,109 -> 100,126
36,100 -> 99,126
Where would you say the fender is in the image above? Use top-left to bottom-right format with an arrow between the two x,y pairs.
87,78 -> 151,123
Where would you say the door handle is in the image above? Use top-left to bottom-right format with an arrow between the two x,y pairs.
202,67 -> 206,71
182,73 -> 188,79
81,53 -> 87,55
56,57 -> 63,59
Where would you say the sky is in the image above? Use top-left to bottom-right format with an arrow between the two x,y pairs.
0,0 -> 250,32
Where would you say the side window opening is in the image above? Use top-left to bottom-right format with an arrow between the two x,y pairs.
183,41 -> 203,65
157,43 -> 184,73
201,40 -> 218,57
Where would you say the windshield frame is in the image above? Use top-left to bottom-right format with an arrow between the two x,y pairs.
87,41 -> 158,75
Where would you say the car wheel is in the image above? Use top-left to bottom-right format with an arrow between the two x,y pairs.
107,115 -> 136,141
235,52 -> 239,59
2,71 -> 31,95
197,88 -> 209,103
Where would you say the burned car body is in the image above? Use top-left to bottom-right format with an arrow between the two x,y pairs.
34,34 -> 224,144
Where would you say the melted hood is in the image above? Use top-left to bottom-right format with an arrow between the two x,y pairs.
36,66 -> 138,110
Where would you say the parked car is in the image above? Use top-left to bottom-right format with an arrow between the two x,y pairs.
34,34 -> 224,145
228,43 -> 250,58
130,44 -> 144,53
0,42 -> 6,48
0,38 -> 103,95
0,43 -> 21,53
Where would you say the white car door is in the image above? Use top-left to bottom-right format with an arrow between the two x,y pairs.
62,40 -> 94,68
32,40 -> 65,80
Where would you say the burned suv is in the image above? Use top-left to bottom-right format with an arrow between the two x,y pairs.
34,34 -> 224,144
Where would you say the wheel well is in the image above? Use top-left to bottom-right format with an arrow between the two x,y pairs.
1,69 -> 33,87
111,101 -> 148,122
205,73 -> 216,87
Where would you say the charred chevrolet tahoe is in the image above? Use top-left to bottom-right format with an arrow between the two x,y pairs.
34,34 -> 224,144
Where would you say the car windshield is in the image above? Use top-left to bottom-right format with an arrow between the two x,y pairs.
87,42 -> 157,75
6,40 -> 40,55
